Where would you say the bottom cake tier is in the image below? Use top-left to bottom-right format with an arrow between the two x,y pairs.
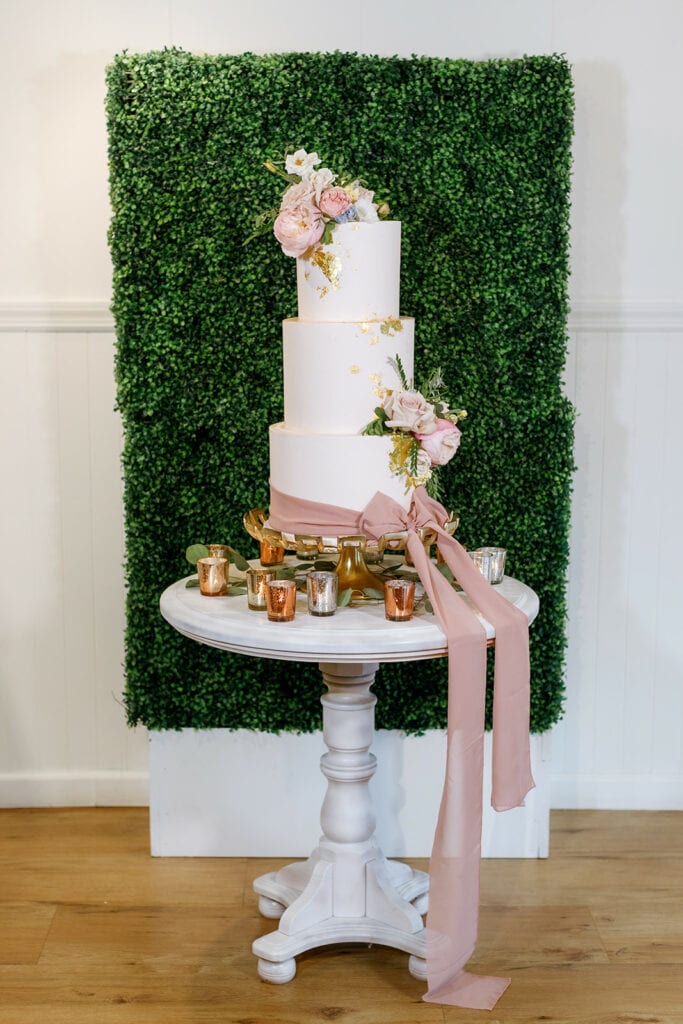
269,423 -> 414,514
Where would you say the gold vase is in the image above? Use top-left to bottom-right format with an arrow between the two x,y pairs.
335,536 -> 380,598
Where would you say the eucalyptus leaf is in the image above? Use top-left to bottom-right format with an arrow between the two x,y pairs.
186,544 -> 209,565
363,588 -> 385,601
314,560 -> 336,571
227,546 -> 250,571
337,588 -> 353,607
185,577 -> 200,588
275,566 -> 295,579
436,562 -> 454,584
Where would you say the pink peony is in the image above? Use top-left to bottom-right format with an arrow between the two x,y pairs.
383,390 -> 438,435
273,203 -> 324,257
416,418 -> 462,466
319,186 -> 352,219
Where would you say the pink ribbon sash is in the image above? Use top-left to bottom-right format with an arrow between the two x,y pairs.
269,484 -> 535,1009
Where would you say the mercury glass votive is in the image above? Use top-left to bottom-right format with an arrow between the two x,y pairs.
196,556 -> 228,596
477,547 -> 507,584
207,544 -> 232,562
266,579 -> 297,622
260,539 -> 285,566
467,549 -> 493,582
384,579 -> 416,622
306,571 -> 338,617
246,567 -> 277,610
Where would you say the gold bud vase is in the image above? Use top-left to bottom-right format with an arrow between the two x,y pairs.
335,536 -> 379,599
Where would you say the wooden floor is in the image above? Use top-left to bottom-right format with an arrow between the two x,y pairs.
0,809 -> 682,1023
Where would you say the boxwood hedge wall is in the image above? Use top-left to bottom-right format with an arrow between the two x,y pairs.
106,49 -> 574,734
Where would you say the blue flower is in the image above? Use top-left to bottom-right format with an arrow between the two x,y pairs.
334,205 -> 357,223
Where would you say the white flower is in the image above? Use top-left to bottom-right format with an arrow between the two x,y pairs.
354,196 -> 379,222
285,149 -> 320,176
307,167 -> 335,203
383,390 -> 438,435
279,179 -> 315,211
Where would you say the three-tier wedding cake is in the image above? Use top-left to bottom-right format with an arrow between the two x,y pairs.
258,148 -> 464,529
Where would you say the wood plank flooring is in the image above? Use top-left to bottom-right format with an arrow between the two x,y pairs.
0,808 -> 681,1023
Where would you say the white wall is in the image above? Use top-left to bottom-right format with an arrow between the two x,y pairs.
1,0 -> 682,811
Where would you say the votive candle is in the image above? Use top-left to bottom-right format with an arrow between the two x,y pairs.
246,567 -> 277,610
260,539 -> 285,566
384,579 -> 416,622
476,547 -> 507,584
196,556 -> 228,596
266,579 -> 297,622
306,571 -> 338,617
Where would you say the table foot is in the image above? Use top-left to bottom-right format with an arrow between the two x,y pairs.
257,957 -> 296,984
258,895 -> 285,919
253,917 -> 427,978
408,954 -> 428,980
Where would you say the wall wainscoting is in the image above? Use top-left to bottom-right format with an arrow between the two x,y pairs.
1,300 -> 682,830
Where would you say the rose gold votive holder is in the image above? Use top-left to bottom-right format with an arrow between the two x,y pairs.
266,579 -> 297,622
196,557 -> 228,596
207,544 -> 232,562
246,567 -> 277,610
260,539 -> 285,566
384,579 -> 416,622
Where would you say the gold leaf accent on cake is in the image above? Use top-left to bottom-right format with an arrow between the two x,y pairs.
369,334 -> 379,346
383,319 -> 402,335
380,317 -> 403,336
350,365 -> 360,375
369,373 -> 387,398
359,323 -> 371,334
304,272 -> 310,280
311,248 -> 342,289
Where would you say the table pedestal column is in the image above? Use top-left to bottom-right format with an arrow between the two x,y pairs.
252,662 -> 429,983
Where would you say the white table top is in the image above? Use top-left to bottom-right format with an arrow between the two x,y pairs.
160,573 -> 539,664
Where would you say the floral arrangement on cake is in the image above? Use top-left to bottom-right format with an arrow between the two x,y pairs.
246,148 -> 390,258
362,356 -> 467,498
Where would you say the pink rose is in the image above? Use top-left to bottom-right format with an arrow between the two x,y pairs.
383,390 -> 438,435
416,418 -> 462,466
319,186 -> 352,219
273,203 -> 324,257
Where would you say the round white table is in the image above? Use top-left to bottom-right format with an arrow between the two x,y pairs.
160,573 -> 539,984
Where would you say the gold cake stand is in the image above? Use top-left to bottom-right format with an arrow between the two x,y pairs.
243,508 -> 460,598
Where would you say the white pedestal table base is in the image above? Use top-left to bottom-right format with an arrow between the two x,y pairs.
252,662 -> 429,982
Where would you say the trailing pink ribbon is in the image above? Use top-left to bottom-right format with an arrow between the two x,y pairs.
270,484 -> 535,1009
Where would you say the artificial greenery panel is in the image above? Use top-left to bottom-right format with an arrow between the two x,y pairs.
107,49 -> 574,734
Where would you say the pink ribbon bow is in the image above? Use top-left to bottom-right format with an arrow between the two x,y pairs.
269,484 -> 535,1009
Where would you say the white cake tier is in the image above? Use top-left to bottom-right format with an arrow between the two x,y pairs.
282,316 -> 414,434
296,221 -> 401,322
269,424 -> 414,513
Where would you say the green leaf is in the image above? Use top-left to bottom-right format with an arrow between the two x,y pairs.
314,560 -> 336,571
186,544 -> 209,565
337,588 -> 353,607
227,546 -> 250,571
185,577 -> 200,588
363,587 -> 385,600
436,562 -> 454,584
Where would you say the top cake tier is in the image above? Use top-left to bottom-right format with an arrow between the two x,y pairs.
296,221 -> 401,322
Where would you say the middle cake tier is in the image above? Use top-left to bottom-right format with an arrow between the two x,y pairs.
282,316 -> 415,434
